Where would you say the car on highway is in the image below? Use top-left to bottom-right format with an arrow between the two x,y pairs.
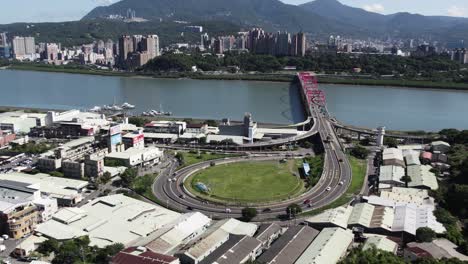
326,187 -> 332,191
303,199 -> 311,205
179,194 -> 185,199
339,181 -> 344,185
225,208 -> 231,213
262,208 -> 272,213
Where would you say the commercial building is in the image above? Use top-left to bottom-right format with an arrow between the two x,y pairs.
383,148 -> 405,167
122,130 -> 145,149
0,111 -> 46,133
35,194 -> 180,248
0,179 -> 57,239
143,212 -> 211,255
256,226 -> 319,264
407,165 -> 439,190
0,130 -> 16,147
199,235 -> 262,264
144,121 -> 187,135
112,247 -> 180,264
105,147 -> 163,167
295,227 -> 353,264
84,151 -> 106,178
404,150 -> 421,166
61,160 -> 85,179
0,172 -> 87,206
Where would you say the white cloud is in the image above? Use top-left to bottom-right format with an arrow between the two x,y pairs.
447,5 -> 467,17
363,3 -> 385,13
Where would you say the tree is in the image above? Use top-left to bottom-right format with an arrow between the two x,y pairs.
241,207 -> 257,222
286,203 -> 302,218
99,171 -> 112,185
37,239 -> 60,256
384,137 -> 399,148
400,176 -> 412,188
350,145 -> 370,159
175,152 -> 185,165
120,168 -> 137,187
341,246 -> 406,264
416,227 -> 436,242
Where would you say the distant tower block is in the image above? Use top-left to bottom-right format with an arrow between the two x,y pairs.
376,126 -> 386,147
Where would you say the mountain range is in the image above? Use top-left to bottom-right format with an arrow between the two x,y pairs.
83,0 -> 468,45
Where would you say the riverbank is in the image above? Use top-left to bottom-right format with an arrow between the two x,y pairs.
6,64 -> 468,90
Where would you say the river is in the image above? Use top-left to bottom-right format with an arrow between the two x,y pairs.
1,69 -> 467,131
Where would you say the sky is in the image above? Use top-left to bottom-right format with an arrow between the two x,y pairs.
0,0 -> 467,24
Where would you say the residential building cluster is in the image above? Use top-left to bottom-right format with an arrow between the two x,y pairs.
202,28 -> 307,57
0,32 -> 160,69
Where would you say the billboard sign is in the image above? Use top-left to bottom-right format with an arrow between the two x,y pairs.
110,134 -> 122,146
109,125 -> 121,136
132,134 -> 144,144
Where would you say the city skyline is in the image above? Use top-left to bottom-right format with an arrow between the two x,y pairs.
0,0 -> 467,24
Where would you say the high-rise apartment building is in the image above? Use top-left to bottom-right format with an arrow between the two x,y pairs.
45,43 -> 59,61
12,36 -> 36,59
141,35 -> 160,58
118,35 -> 134,64
291,32 -> 306,57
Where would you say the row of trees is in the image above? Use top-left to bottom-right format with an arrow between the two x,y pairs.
37,236 -> 123,264
141,52 -> 465,78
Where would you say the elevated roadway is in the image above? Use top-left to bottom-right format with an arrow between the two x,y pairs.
152,72 -> 354,220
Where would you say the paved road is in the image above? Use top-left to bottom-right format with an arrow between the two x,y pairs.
152,105 -> 352,220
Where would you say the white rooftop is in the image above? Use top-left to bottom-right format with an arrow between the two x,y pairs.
217,218 -> 258,236
295,227 -> 353,264
364,187 -> 435,210
35,194 -> 180,248
383,148 -> 404,162
363,235 -> 398,253
305,206 -> 353,229
379,165 -> 405,184
407,165 -> 439,190
0,172 -> 88,200
392,204 -> 446,235
145,212 -> 211,254
348,203 -> 374,228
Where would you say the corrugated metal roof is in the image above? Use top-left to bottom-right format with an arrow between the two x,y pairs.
295,227 -> 353,264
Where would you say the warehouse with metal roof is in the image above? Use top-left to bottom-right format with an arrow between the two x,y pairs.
379,165 -> 405,186
407,165 -> 439,190
305,205 -> 353,229
363,235 -> 398,254
35,194 -> 180,248
295,227 -> 353,264
383,148 -> 405,167
256,226 -> 319,264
